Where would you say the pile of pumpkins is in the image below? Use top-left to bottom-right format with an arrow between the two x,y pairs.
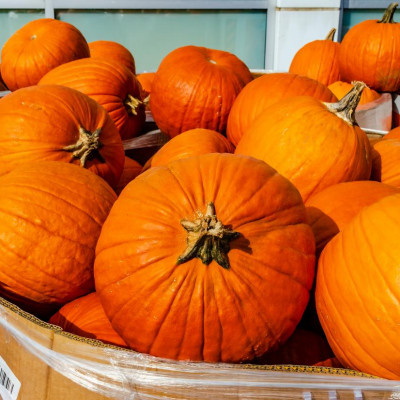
0,2 -> 400,382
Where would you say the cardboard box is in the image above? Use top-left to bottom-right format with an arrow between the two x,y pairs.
0,297 -> 399,400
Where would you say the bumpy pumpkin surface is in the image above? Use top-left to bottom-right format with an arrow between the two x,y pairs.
95,153 -> 315,363
150,45 -> 253,138
142,128 -> 235,171
289,28 -> 341,87
39,58 -> 145,140
306,181 -> 400,254
235,83 -> 372,202
339,3 -> 400,92
226,73 -> 337,146
0,84 -> 124,187
1,18 -> 89,91
0,161 -> 116,318
49,292 -> 127,347
316,194 -> 400,379
89,40 -> 136,74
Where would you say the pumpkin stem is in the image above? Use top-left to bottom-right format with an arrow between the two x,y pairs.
63,126 -> 105,167
177,202 -> 240,269
323,81 -> 366,125
125,94 -> 143,115
325,28 -> 336,41
379,2 -> 398,23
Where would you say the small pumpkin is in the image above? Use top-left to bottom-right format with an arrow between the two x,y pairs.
316,193 -> 400,379
137,72 -> 155,97
142,128 -> 235,171
306,181 -> 400,254
0,161 -> 116,319
328,81 -> 380,105
89,40 -> 136,74
226,73 -> 337,146
150,45 -> 253,138
235,82 -> 372,202
94,153 -> 315,363
0,84 -> 124,187
289,28 -> 341,86
339,3 -> 400,92
1,18 -> 90,91
115,156 -> 142,195
39,58 -> 145,140
49,292 -> 127,347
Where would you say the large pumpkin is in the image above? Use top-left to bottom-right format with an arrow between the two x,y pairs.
1,18 -> 90,91
49,292 -> 127,347
306,181 -> 400,254
142,128 -> 235,171
39,58 -> 145,140
0,84 -> 124,187
289,28 -> 341,87
94,153 -> 315,362
0,161 -> 116,319
226,73 -> 337,146
316,193 -> 400,379
339,3 -> 400,92
150,45 -> 253,138
89,40 -> 136,74
235,82 -> 372,202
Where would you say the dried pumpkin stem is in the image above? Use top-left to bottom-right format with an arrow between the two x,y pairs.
178,202 -> 240,269
325,28 -> 336,41
63,126 -> 105,167
323,81 -> 366,125
379,2 -> 398,23
125,94 -> 143,115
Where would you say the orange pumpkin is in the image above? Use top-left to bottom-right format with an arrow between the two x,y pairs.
142,128 -> 235,171
0,84 -> 124,187
115,156 -> 142,195
137,72 -> 155,97
289,28 -> 341,86
0,161 -> 116,319
316,193 -> 400,379
1,18 -> 90,91
150,45 -> 253,138
306,181 -> 400,254
94,153 -> 315,362
226,73 -> 337,146
235,82 -> 372,202
328,81 -> 381,105
339,3 -> 400,92
89,40 -> 136,74
314,358 -> 343,368
49,292 -> 127,347
39,58 -> 145,140
383,126 -> 400,140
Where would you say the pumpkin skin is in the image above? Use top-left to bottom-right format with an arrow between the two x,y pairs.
328,81 -> 380,105
114,156 -> 142,195
1,18 -> 90,91
0,161 -> 116,319
226,73 -> 337,146
306,181 -> 400,254
316,193 -> 400,379
49,292 -> 127,347
339,3 -> 400,92
137,72 -> 155,96
150,45 -> 253,138
383,126 -> 400,140
235,86 -> 372,202
88,40 -> 136,74
0,84 -> 124,187
289,28 -> 341,87
39,58 -> 145,140
142,128 -> 235,171
94,153 -> 315,363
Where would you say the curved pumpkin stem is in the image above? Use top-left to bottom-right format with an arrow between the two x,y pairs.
325,28 -> 336,41
125,94 -> 143,115
63,126 -> 105,167
323,81 -> 366,125
379,2 -> 398,23
178,202 -> 240,269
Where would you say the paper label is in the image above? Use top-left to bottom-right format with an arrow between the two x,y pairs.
0,356 -> 20,400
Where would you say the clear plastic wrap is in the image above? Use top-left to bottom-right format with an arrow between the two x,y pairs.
1,298 -> 400,400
